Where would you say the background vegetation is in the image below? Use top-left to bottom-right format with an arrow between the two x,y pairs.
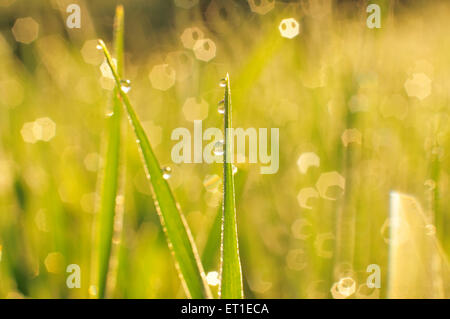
0,0 -> 448,298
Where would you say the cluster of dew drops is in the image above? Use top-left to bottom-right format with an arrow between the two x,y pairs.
216,78 -> 237,175
96,41 -> 132,94
214,78 -> 227,157
161,78 -> 235,179
95,46 -> 232,180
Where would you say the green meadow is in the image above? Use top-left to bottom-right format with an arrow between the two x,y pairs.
0,0 -> 448,298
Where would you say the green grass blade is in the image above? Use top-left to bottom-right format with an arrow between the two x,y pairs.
97,40 -> 212,299
202,169 -> 248,273
201,206 -> 222,272
94,5 -> 125,299
219,74 -> 243,299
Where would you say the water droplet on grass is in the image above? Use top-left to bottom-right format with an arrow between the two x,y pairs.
162,166 -> 172,180
218,99 -> 225,114
219,78 -> 226,87
120,79 -> 131,93
213,140 -> 224,156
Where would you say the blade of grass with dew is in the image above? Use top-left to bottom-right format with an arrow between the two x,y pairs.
219,74 -> 243,299
202,169 -> 248,272
97,40 -> 212,299
94,5 -> 124,299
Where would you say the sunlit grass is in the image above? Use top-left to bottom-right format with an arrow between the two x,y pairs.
91,5 -> 125,300
219,74 -> 243,299
97,37 -> 212,299
0,0 -> 449,299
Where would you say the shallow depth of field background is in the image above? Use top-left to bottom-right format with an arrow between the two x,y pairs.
0,0 -> 449,298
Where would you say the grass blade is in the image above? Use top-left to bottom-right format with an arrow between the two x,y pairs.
94,5 -> 124,299
201,206 -> 222,272
97,40 -> 212,299
388,192 -> 450,298
202,169 -> 248,273
219,74 -> 243,299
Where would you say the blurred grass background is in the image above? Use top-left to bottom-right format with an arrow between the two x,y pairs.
0,0 -> 449,298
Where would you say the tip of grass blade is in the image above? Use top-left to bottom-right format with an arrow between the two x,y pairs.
219,73 -> 244,299
97,39 -> 123,90
97,39 -> 105,49
116,4 -> 124,15
94,6 -> 125,299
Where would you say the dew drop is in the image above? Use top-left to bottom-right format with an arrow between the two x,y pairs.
232,164 -> 237,175
96,44 -> 102,50
162,166 -> 172,180
219,78 -> 226,87
213,140 -> 224,156
218,99 -> 225,114
105,111 -> 114,117
120,79 -> 131,93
